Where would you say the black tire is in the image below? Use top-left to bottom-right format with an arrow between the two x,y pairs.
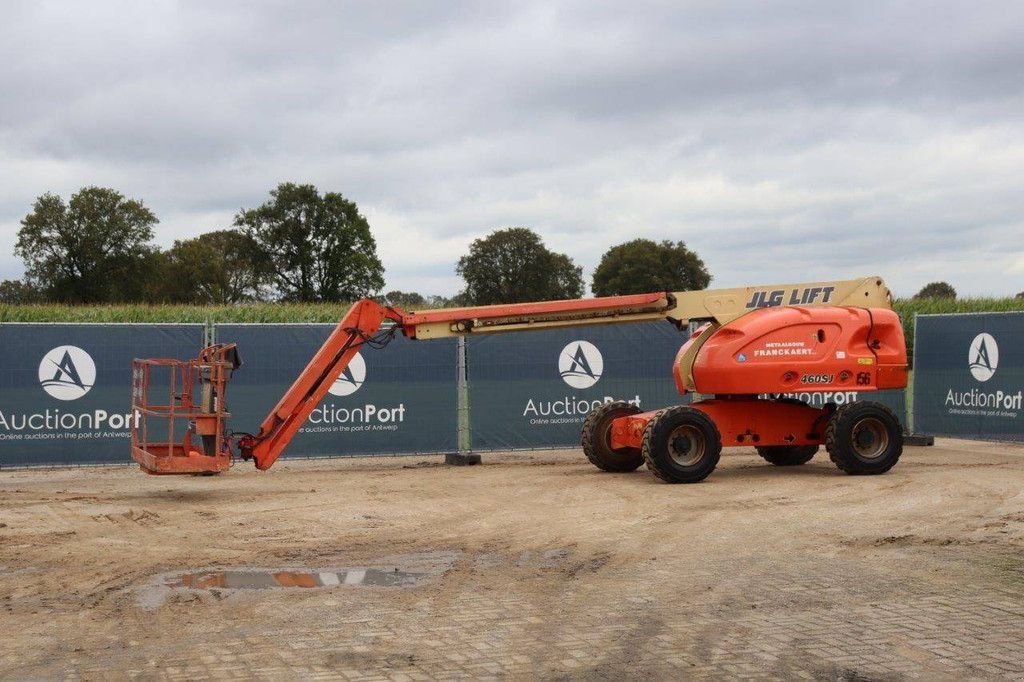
756,445 -> 818,466
641,406 -> 721,483
825,401 -> 903,475
581,401 -> 644,472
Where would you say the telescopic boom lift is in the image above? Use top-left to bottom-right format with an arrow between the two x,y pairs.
130,276 -> 907,483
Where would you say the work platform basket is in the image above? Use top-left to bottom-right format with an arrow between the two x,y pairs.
130,344 -> 240,475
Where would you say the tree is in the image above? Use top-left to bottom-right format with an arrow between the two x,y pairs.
0,279 -> 43,304
423,293 -> 470,308
15,187 -> 158,302
122,249 -> 171,303
914,281 -> 957,299
591,239 -> 711,297
456,227 -> 584,305
234,183 -> 385,302
156,230 -> 267,303
381,290 -> 426,308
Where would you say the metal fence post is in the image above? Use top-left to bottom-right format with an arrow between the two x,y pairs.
911,312 -> 918,432
446,335 -> 480,465
902,312 -> 934,445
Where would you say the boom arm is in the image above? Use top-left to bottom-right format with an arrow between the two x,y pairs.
235,276 -> 892,470
236,299 -> 396,470
402,276 -> 890,339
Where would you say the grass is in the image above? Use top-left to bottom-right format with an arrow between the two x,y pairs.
892,297 -> 1024,316
4,297 -> 1021,324
3,296 -> 1021,368
892,298 -> 1024,363
0,302 -> 359,324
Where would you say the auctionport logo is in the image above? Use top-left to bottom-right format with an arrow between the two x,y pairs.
0,345 -> 139,439
39,346 -> 95,401
559,341 -> 602,389
522,340 -> 638,424
944,331 -> 1021,418
328,352 -> 366,396
968,333 -> 998,382
308,352 -> 407,432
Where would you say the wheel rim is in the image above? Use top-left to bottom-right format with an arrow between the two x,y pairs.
851,417 -> 889,459
668,424 -> 706,467
601,413 -> 627,456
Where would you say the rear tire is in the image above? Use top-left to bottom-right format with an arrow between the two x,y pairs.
641,406 -> 721,483
581,401 -> 644,472
826,401 -> 903,475
756,445 -> 818,466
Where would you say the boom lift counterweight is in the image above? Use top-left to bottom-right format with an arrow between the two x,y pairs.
130,276 -> 908,482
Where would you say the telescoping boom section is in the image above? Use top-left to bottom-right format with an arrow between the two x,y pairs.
130,276 -> 903,477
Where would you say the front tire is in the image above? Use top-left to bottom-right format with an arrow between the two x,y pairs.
825,402 -> 903,475
756,445 -> 818,466
581,401 -> 644,472
641,406 -> 721,483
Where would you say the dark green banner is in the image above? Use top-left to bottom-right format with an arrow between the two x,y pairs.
914,313 -> 1023,441
0,317 -> 921,468
0,324 -> 204,466
215,324 -> 458,458
466,322 -> 691,449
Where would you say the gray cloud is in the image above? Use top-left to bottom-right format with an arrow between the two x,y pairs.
1,0 -> 1023,297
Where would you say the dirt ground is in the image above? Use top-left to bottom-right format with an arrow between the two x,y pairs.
2,439 -> 1024,680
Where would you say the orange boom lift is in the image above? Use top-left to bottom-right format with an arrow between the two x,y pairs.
131,276 -> 908,483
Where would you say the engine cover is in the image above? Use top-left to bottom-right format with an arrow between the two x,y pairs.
677,306 -> 907,396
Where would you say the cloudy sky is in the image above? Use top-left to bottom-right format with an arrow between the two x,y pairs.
2,1 -> 1022,298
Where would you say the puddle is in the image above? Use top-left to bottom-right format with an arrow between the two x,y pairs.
133,550 -> 459,609
171,568 -> 425,590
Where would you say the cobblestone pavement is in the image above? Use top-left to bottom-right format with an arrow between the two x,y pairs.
20,552 -> 1024,681
2,443 -> 1024,679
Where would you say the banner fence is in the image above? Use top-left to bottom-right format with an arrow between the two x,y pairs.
8,311 -> 1020,468
0,324 -> 204,467
215,324 -> 459,460
912,312 -> 1023,442
464,322 -> 691,451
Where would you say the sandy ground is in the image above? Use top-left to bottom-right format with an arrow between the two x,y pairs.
2,439 -> 1024,680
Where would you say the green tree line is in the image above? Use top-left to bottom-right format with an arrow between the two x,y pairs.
9,184 -> 1011,310
1,184 -> 712,306
6,183 -> 387,305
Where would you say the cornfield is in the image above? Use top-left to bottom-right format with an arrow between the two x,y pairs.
2,298 -> 1022,360
0,303 -> 359,324
893,298 -> 1024,363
